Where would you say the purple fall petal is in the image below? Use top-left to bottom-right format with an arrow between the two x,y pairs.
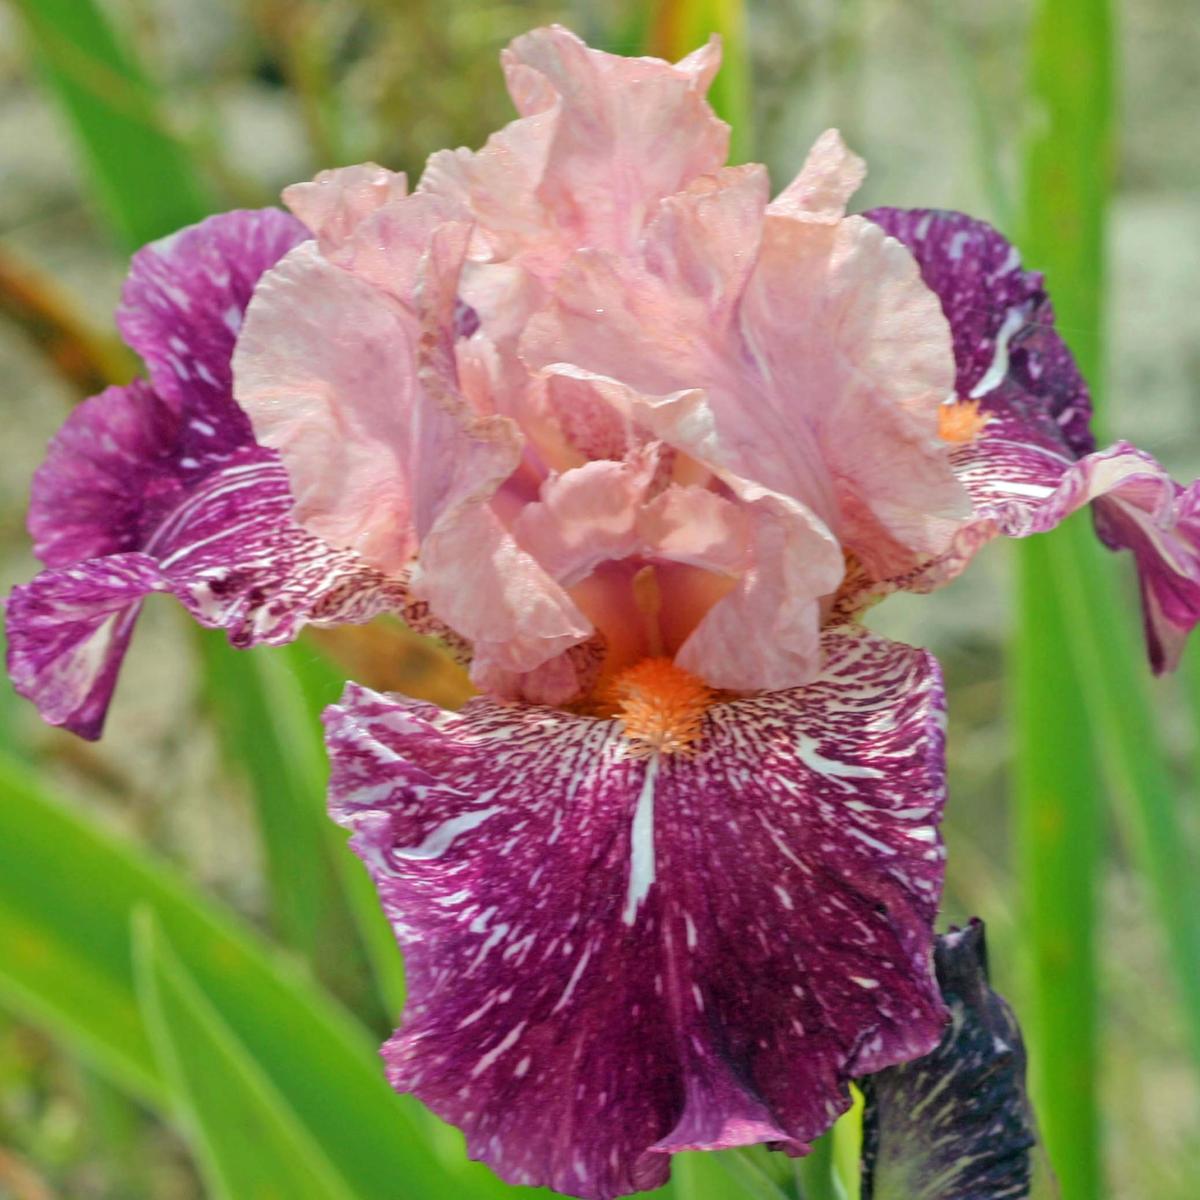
5,209 -> 413,738
868,206 -> 1200,669
5,554 -> 166,740
864,206 -> 1093,459
326,628 -> 948,1200
1093,478 -> 1200,673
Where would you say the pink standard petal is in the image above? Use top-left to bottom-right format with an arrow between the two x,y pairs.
739,211 -> 970,573
282,163 -> 408,254
326,628 -> 948,1200
768,128 -> 866,223
234,241 -> 426,571
420,24 -> 728,277
523,163 -> 969,584
237,217 -> 589,674
512,451 -> 659,587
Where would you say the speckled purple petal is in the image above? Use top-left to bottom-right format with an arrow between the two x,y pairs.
860,920 -> 1055,1200
5,553 -> 166,740
8,438 -> 412,738
1093,476 -> 1200,673
117,208 -> 308,457
864,207 -> 1093,459
866,207 -> 1200,669
326,628 -> 948,1200
6,209 -> 413,738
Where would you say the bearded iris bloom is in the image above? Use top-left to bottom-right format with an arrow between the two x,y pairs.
6,24 -> 1200,1200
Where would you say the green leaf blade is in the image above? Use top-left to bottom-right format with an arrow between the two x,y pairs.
10,0 -> 212,248
1014,0 -> 1114,1194
0,750 -> 451,1199
133,909 -> 360,1200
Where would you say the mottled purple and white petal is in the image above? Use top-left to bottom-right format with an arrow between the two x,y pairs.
116,208 -> 309,455
859,921 -> 1055,1200
8,432 -> 412,737
6,553 -> 167,740
27,380 -> 180,568
6,209 -> 414,738
865,207 -> 1200,667
864,207 -> 1092,457
326,628 -> 948,1200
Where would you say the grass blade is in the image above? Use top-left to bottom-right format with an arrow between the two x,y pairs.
1012,532 -> 1103,1200
795,1133 -> 836,1200
1015,0 -> 1114,1195
196,634 -> 406,1023
1057,539 -> 1200,1069
9,0 -> 211,249
133,910 -> 359,1200
0,750 -> 456,1198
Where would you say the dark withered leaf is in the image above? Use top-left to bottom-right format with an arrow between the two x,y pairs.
859,920 -> 1057,1199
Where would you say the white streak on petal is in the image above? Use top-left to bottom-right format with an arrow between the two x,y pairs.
968,305 -> 1028,399
795,734 -> 884,780
395,805 -> 502,860
471,1021 -> 527,1078
622,755 -> 659,926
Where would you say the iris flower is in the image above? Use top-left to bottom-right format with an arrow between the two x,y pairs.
7,25 -> 1199,1200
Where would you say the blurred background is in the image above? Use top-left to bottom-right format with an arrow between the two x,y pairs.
1,1 -> 1197,1197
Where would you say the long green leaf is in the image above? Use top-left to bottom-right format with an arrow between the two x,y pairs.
0,750 -> 455,1198
9,0 -> 211,249
133,910 -> 359,1200
274,638 -> 411,1021
1015,0 -> 1114,1196
795,1134 -> 837,1200
196,634 -> 405,1023
1055,539 -> 1200,1068
1013,531 -> 1103,1200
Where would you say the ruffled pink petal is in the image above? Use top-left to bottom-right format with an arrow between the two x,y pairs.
523,169 -> 969,583
528,368 -> 846,690
237,219 -> 590,672
673,476 -> 845,690
512,451 -> 659,587
408,224 -> 591,674
322,191 -> 469,306
637,484 -> 750,575
234,241 -> 424,572
326,628 -> 948,1199
419,24 -> 728,278
768,128 -> 866,223
282,163 -> 408,254
739,212 -> 970,573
